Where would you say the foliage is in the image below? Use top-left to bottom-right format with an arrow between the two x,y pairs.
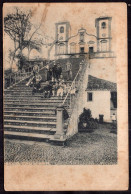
4,8 -> 31,43
15,54 -> 28,70
4,8 -> 43,68
78,108 -> 98,132
79,108 -> 92,122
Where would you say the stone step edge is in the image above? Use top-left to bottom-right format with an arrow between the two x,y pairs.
4,115 -> 56,119
4,130 -> 54,139
4,111 -> 56,115
4,102 -> 61,105
4,106 -> 56,111
4,119 -> 56,125
4,98 -> 67,101
4,125 -> 56,132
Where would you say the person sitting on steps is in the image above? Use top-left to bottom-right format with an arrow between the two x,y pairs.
32,72 -> 42,95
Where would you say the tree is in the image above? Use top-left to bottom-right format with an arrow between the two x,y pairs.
23,39 -> 42,60
4,8 -> 31,69
4,8 -> 43,70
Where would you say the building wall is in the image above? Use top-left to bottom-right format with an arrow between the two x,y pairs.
88,57 -> 116,82
49,16 -> 113,60
84,90 -> 111,122
99,19 -> 109,38
57,23 -> 68,41
68,33 -> 97,54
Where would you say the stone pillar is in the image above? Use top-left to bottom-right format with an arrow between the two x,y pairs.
54,105 -> 65,140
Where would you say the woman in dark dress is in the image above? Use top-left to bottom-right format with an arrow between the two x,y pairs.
56,63 -> 62,80
47,67 -> 53,81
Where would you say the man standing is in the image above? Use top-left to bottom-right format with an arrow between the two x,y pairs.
52,61 -> 57,81
66,60 -> 72,80
56,62 -> 62,80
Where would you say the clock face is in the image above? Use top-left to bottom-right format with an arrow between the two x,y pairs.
102,33 -> 106,37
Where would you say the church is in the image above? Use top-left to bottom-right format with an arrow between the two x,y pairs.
49,16 -> 114,60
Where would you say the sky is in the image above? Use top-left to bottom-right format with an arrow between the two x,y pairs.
3,3 -> 119,69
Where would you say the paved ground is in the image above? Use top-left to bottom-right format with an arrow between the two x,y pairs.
4,127 -> 117,165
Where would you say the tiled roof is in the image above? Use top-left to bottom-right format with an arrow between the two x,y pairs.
87,75 -> 117,91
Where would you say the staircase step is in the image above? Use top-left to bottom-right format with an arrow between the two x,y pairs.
4,125 -> 56,134
4,115 -> 56,122
4,130 -> 54,142
4,94 -> 68,99
4,103 -> 60,108
4,96 -> 68,101
4,110 -> 56,116
4,88 -> 32,91
4,100 -> 63,104
4,91 -> 33,95
4,107 -> 56,112
4,119 -> 56,128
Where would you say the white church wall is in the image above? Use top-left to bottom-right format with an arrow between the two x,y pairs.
57,24 -> 68,41
68,33 -> 97,54
99,19 -> 109,38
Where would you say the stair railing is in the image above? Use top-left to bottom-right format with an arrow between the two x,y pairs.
54,58 -> 88,141
4,64 -> 46,90
62,58 -> 87,115
4,66 -> 34,89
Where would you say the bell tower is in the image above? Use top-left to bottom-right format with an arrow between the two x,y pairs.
55,21 -> 71,56
95,17 -> 112,53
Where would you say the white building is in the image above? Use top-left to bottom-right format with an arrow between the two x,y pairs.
85,75 -> 117,122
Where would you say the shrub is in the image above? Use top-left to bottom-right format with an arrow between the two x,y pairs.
78,108 -> 98,132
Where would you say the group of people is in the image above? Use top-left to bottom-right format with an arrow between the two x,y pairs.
45,61 -> 62,82
41,80 -> 70,98
26,60 -> 76,99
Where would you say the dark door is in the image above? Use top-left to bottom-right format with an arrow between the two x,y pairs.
89,47 -> 94,53
80,47 -> 84,53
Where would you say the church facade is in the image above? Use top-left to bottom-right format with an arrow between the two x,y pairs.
53,16 -> 114,59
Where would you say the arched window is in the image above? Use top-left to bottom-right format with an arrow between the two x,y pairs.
80,32 -> 84,42
101,40 -> 107,51
70,43 -> 76,53
60,26 -> 64,33
101,22 -> 106,29
59,43 -> 65,54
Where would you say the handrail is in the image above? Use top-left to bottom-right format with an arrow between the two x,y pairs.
4,68 -> 33,90
60,56 -> 89,139
62,58 -> 87,111
4,64 -> 46,89
62,67 -> 81,105
4,65 -> 32,79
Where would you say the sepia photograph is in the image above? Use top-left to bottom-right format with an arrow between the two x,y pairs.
3,3 -> 128,191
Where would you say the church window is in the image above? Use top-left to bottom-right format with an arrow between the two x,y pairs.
101,40 -> 107,51
59,43 -> 65,54
70,43 -> 76,53
101,22 -> 106,29
80,47 -> 85,53
80,32 -> 84,42
60,26 -> 64,33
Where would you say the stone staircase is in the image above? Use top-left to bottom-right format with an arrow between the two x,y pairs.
4,80 -> 70,144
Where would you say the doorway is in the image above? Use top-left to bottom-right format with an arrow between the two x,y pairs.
89,47 -> 94,53
80,47 -> 85,53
